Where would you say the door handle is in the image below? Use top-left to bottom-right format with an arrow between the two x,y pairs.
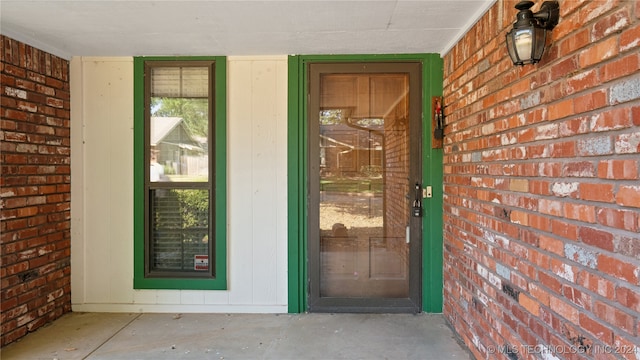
412,183 -> 422,217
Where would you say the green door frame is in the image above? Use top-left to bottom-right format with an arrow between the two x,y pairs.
287,54 -> 444,313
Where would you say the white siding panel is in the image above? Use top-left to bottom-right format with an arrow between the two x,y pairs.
71,56 -> 288,313
274,59 -> 289,305
82,60 -> 114,303
203,290 -> 230,304
227,59 -> 255,305
105,62 -> 135,304
72,58 -> 134,305
250,60 -> 279,305
133,290 -> 158,304
156,290 -> 181,305
227,56 -> 289,307
181,291 -> 205,305
70,58 -> 85,305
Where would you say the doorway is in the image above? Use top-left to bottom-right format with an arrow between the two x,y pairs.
307,62 -> 422,313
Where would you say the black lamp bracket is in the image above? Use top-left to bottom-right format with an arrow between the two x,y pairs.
537,1 -> 560,29
433,96 -> 445,141
514,0 -> 559,30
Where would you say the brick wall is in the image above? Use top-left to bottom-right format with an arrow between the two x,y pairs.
443,1 -> 639,359
0,35 -> 71,347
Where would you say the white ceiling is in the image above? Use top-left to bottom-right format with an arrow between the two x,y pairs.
0,0 -> 495,60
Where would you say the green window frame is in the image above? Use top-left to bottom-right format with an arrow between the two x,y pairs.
133,56 -> 227,290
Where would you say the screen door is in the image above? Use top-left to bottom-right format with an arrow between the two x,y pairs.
307,62 -> 422,313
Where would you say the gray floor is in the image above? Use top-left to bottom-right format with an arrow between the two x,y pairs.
1,312 -> 472,360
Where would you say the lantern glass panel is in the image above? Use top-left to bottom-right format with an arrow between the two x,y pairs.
506,29 -> 519,64
514,28 -> 534,62
532,27 -> 547,62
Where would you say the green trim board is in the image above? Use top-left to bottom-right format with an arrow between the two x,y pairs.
422,56 -> 444,313
287,54 -> 444,313
133,56 -> 227,290
287,56 -> 307,312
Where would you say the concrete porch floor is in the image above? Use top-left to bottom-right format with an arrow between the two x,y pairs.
1,312 -> 472,359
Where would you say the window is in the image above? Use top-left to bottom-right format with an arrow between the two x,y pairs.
134,57 -> 227,290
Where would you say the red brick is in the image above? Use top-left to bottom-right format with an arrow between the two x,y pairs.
596,208 -> 639,231
550,295 -> 579,323
567,69 -> 607,98
594,301 -> 636,336
530,249 -> 551,269
441,1 -> 640,358
563,161 -> 595,177
620,23 -> 640,52
633,105 -> 640,126
579,37 -> 619,68
2,327 -> 27,347
597,254 -> 639,285
602,53 -> 640,82
550,140 -> 577,158
538,235 -> 564,256
592,8 -> 631,42
511,78 -> 531,97
564,203 -> 596,223
17,289 -> 38,305
613,336 -> 640,360
551,219 -> 578,241
579,226 -> 615,252
528,283 -> 550,307
529,213 -> 550,232
590,107 -> 631,132
598,159 -> 639,179
579,312 -> 614,345
616,287 -> 640,313
539,199 -> 563,217
0,35 -> 70,347
562,284 -> 592,311
550,56 -> 579,81
579,183 -> 615,203
551,259 -> 577,282
559,28 -> 590,57
548,99 -> 574,121
577,271 -> 615,299
615,235 -> 640,260
616,186 -> 640,208
3,64 -> 27,78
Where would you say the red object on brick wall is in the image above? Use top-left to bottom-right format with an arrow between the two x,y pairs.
443,0 -> 640,358
0,35 -> 71,347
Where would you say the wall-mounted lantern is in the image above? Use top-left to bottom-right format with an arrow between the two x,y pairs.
505,0 -> 559,65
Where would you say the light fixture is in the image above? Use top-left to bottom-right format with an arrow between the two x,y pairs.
506,0 -> 559,66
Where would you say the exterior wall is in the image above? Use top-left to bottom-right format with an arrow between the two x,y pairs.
70,56 -> 288,312
442,0 -> 640,359
0,36 -> 72,346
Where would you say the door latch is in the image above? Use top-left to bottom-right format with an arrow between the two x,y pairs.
412,183 -> 422,217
